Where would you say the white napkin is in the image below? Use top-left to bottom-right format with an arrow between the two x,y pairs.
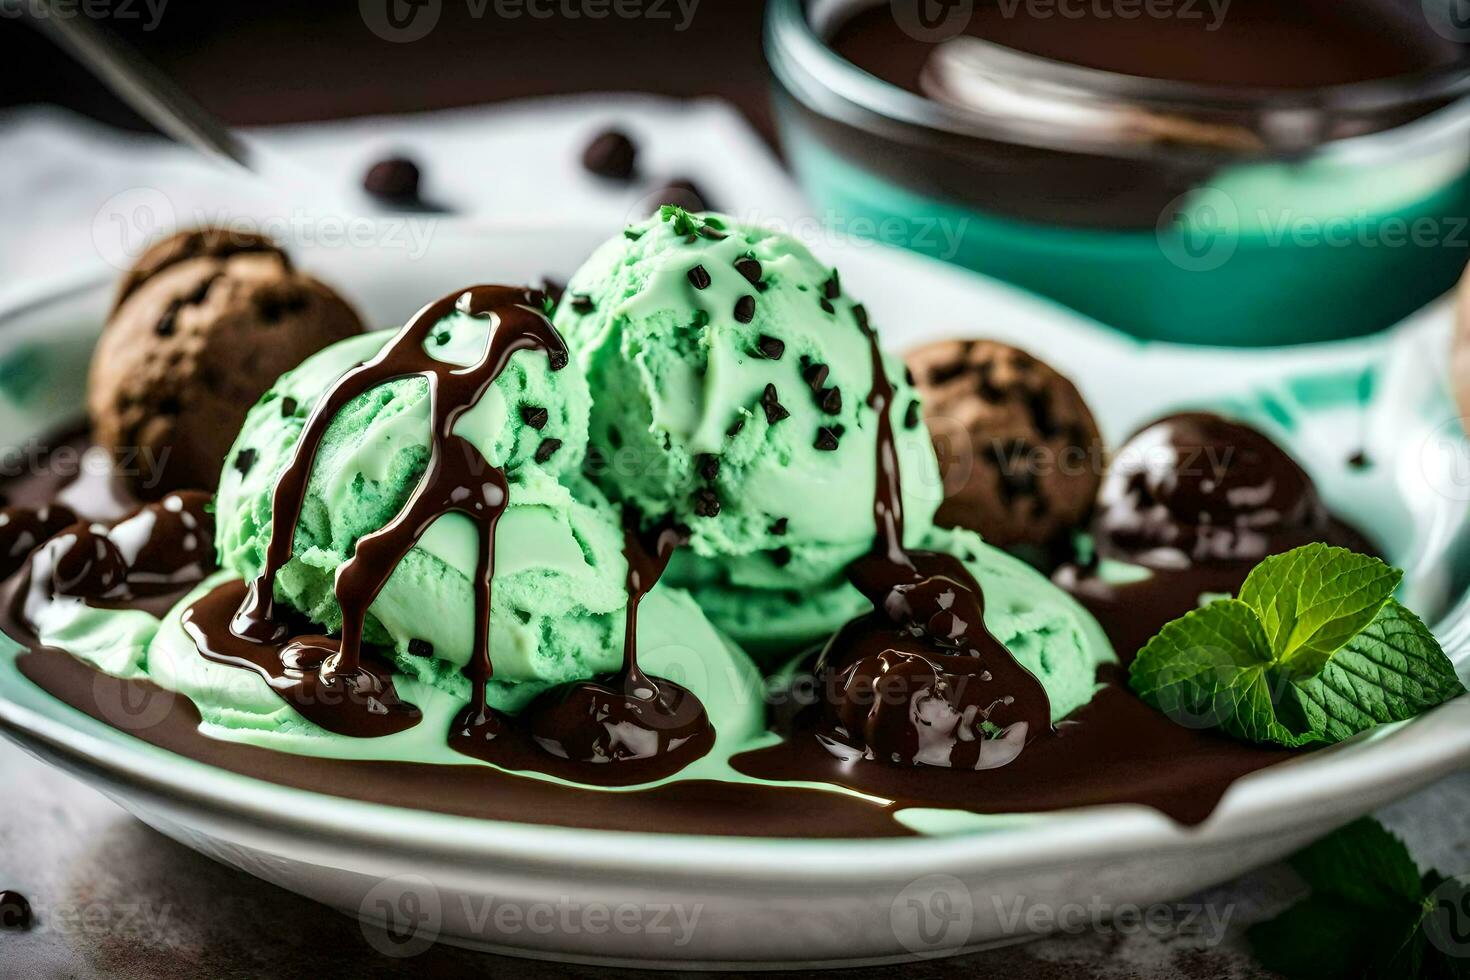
0,95 -> 807,296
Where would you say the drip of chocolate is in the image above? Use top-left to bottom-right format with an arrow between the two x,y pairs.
810,325 -> 1050,769
510,517 -> 714,770
221,285 -> 568,739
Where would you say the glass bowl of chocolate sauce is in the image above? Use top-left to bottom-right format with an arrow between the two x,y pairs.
767,0 -> 1470,345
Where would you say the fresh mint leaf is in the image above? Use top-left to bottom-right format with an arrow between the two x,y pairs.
1238,544 -> 1401,679
1130,544 -> 1463,749
1291,600 -> 1467,743
659,205 -> 698,237
1290,817 -> 1424,906
1130,599 -> 1318,746
1249,818 -> 1469,980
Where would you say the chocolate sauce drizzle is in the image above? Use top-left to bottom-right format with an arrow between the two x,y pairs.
809,325 -> 1050,768
495,517 -> 714,776
223,286 -> 568,737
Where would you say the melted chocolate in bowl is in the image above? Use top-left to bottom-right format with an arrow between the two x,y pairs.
831,0 -> 1458,92
1,301 -> 1373,835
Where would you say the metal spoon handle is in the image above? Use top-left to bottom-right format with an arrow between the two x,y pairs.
24,0 -> 252,172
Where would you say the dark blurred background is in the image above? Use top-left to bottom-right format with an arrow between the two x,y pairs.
2,0 -> 774,135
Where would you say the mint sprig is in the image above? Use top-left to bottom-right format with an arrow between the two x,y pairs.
1249,818 -> 1470,980
1130,544 -> 1465,747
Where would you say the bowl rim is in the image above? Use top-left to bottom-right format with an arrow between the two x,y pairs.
3,250 -> 1470,884
767,0 -> 1470,163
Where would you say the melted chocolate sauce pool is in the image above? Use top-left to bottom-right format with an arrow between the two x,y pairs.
2,304 -> 1334,834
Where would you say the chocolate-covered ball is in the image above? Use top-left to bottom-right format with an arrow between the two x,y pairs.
89,233 -> 363,496
906,340 -> 1104,549
1094,412 -> 1331,566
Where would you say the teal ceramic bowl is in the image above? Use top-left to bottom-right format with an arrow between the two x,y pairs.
768,0 -> 1470,346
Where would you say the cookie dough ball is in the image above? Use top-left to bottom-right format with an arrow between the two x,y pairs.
89,238 -> 363,496
112,227 -> 285,315
906,339 -> 1104,549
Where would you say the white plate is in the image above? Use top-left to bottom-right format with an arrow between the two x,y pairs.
1,221 -> 1468,969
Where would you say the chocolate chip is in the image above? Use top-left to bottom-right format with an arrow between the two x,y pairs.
694,488 -> 721,518
155,301 -> 182,336
534,439 -> 563,464
771,546 -> 793,567
582,129 -> 637,180
727,416 -> 747,438
687,265 -> 712,290
904,367 -> 917,386
570,294 -> 595,315
754,335 -> 785,360
819,298 -> 835,315
363,156 -> 422,202
801,358 -> 830,390
734,257 -> 763,287
760,384 -> 789,425
521,405 -> 549,430
407,638 -> 434,658
769,517 -> 789,536
734,296 -> 756,324
823,271 -> 841,300
656,178 -> 708,212
905,400 -> 922,430
281,397 -> 298,417
698,223 -> 728,241
852,304 -> 870,333
623,228 -> 644,241
434,331 -> 450,346
185,273 -> 220,307
698,454 -> 720,481
814,426 -> 843,451
234,448 -> 257,477
817,387 -> 842,415
547,349 -> 569,371
0,891 -> 33,931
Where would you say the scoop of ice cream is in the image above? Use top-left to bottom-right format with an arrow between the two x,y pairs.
1094,412 -> 1330,567
89,236 -> 363,495
556,207 -> 942,589
214,299 -> 611,699
906,339 -> 1104,550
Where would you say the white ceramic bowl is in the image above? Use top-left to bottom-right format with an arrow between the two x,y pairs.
2,222 -> 1468,968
